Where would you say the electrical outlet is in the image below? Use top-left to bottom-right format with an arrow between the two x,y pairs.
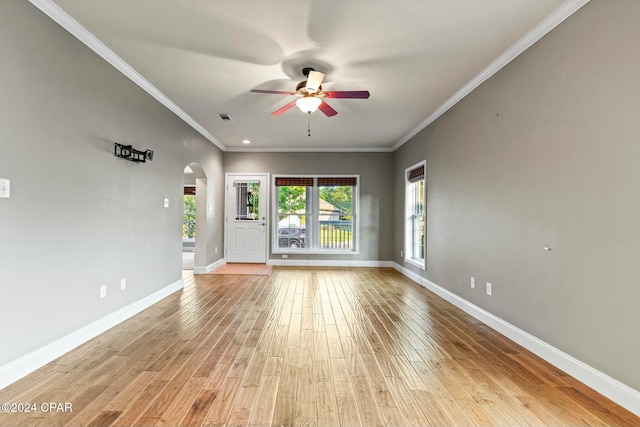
400,250 -> 404,258
121,278 -> 126,290
215,247 -> 218,254
282,254 -> 288,259
100,285 -> 107,299
486,282 -> 492,296
163,198 -> 169,208
470,277 -> 475,289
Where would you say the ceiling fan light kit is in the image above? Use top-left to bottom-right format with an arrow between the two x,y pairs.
251,67 -> 370,118
296,96 -> 322,113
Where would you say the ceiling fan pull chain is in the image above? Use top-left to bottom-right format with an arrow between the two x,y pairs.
307,112 -> 311,137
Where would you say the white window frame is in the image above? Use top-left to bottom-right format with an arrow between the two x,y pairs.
405,161 -> 426,269
273,175 -> 359,255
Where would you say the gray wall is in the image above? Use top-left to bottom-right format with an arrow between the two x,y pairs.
394,0 -> 640,390
0,1 -> 223,366
184,142 -> 225,269
224,151 -> 394,262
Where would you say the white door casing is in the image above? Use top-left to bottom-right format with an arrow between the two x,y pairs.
225,174 -> 268,263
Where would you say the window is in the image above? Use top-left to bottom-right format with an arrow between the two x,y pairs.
405,162 -> 425,268
274,176 -> 358,252
183,186 -> 196,239
275,177 -> 311,249
234,181 -> 260,221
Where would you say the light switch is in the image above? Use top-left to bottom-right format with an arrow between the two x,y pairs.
0,178 -> 10,198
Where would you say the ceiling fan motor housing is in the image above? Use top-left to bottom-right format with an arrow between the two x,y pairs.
296,80 -> 322,94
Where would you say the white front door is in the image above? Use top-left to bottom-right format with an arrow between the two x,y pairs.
225,174 -> 268,263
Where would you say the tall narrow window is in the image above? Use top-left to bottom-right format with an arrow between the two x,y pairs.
274,176 -> 358,252
275,177 -> 312,249
183,186 -> 196,239
405,162 -> 425,268
318,177 -> 356,249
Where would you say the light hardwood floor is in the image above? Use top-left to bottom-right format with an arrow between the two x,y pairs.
1,268 -> 638,427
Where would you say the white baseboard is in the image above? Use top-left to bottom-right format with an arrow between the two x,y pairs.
0,278 -> 184,390
268,259 -> 394,268
392,262 -> 640,417
193,258 -> 226,274
196,258 -> 392,269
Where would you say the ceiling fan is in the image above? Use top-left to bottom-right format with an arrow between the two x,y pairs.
251,67 -> 370,117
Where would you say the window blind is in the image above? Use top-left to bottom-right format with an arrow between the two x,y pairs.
275,177 -> 314,187
407,165 -> 425,183
317,177 -> 357,187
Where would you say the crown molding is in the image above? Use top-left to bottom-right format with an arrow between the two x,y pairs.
29,0 -> 590,155
28,0 -> 226,152
392,0 -> 591,151
225,145 -> 394,153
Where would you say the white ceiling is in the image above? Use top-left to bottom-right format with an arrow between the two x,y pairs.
35,0 -> 587,151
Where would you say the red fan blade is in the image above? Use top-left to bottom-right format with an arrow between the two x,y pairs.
324,90 -> 370,99
272,100 -> 297,116
251,89 -> 296,95
318,100 -> 338,117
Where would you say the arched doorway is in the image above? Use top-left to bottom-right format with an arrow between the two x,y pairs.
183,163 -> 207,271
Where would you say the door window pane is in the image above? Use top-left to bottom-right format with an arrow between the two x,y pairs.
235,181 -> 260,221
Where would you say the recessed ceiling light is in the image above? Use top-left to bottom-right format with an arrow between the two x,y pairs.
242,139 -> 251,144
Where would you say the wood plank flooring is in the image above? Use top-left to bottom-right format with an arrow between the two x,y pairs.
1,267 -> 638,426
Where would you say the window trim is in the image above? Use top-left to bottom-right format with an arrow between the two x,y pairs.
404,161 -> 426,269
272,174 -> 360,255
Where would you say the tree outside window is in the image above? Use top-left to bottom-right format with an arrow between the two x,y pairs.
275,176 -> 357,251
405,162 -> 425,268
183,193 -> 196,239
